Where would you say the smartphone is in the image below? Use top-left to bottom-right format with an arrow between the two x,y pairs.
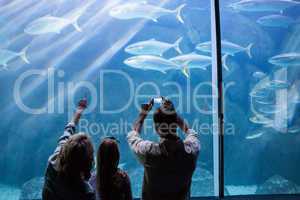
153,97 -> 163,104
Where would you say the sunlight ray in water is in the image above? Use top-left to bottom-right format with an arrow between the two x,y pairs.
43,0 -> 172,114
0,0 -> 52,48
76,0 -> 172,82
0,0 -> 38,21
0,0 -> 25,13
76,20 -> 148,82
4,0 -> 119,113
7,0 -> 97,69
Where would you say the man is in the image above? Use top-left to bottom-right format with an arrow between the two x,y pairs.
127,98 -> 200,200
42,99 -> 95,200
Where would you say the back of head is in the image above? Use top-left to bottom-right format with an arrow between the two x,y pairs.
57,133 -> 94,184
153,100 -> 178,138
96,138 -> 120,200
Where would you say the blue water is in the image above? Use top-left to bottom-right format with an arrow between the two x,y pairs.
0,0 -> 300,199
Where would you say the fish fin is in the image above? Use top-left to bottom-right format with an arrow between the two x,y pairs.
182,65 -> 190,78
19,45 -> 30,64
173,4 -> 186,24
72,21 -> 82,32
246,43 -> 254,58
151,18 -> 158,23
173,37 -> 183,54
222,54 -> 230,71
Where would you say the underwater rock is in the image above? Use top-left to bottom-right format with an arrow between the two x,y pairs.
191,167 -> 229,196
19,177 -> 44,200
191,167 -> 214,196
256,175 -> 299,194
0,183 -> 21,200
226,185 -> 257,195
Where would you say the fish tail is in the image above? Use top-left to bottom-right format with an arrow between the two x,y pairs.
173,37 -> 183,54
72,21 -> 82,32
246,43 -> 254,58
174,4 -> 186,24
182,65 -> 190,78
19,45 -> 30,64
222,54 -> 230,71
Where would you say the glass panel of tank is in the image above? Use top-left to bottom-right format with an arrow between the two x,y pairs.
0,0 -> 215,199
220,0 -> 300,196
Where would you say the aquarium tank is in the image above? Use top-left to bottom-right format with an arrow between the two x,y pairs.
0,0 -> 300,199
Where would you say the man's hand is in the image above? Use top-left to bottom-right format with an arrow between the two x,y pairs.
133,99 -> 154,133
177,114 -> 189,133
140,98 -> 154,115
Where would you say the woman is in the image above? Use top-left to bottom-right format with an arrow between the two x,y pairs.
90,137 -> 132,200
43,99 -> 95,200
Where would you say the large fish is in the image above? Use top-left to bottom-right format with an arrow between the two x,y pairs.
25,15 -> 82,35
253,71 -> 266,79
109,2 -> 186,23
246,130 -> 265,140
257,15 -> 296,28
258,104 -> 282,114
265,79 -> 290,89
0,46 -> 30,69
170,53 -> 211,69
229,0 -> 300,13
125,37 -> 183,56
268,53 -> 300,66
24,4 -> 88,35
196,40 -> 253,58
169,53 -> 211,77
124,55 -> 180,73
170,52 -> 231,73
249,114 -> 273,125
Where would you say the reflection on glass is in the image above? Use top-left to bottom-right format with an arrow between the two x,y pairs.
221,0 -> 300,196
0,0 -> 215,199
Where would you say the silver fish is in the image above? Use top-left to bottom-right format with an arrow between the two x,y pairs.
257,15 -> 296,28
125,37 -> 183,56
124,55 -> 180,73
229,0 -> 300,13
249,115 -> 273,125
24,4 -> 88,35
265,80 -> 290,89
109,2 -> 186,23
196,40 -> 253,58
258,104 -> 282,114
288,126 -> 300,133
253,71 -> 266,79
169,53 -> 211,77
170,53 -> 211,69
269,52 -> 300,66
0,46 -> 30,69
246,130 -> 265,139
